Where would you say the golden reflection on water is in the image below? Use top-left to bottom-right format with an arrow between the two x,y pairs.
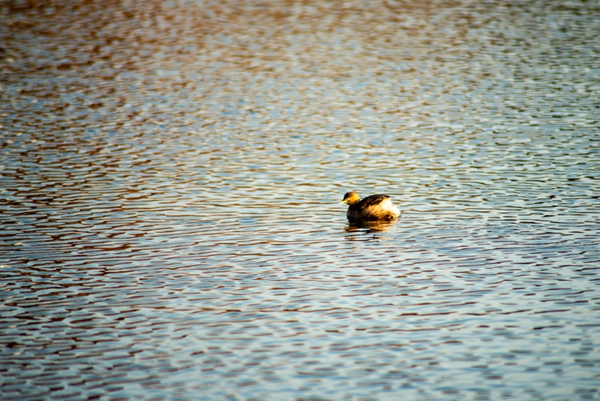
2,1 -> 600,400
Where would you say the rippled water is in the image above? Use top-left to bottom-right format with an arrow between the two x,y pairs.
1,0 -> 600,400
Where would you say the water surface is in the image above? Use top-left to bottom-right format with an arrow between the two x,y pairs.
1,0 -> 600,400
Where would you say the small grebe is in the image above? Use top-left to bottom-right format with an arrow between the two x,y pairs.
340,191 -> 401,222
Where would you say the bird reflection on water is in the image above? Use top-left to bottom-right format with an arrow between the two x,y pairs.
344,214 -> 402,234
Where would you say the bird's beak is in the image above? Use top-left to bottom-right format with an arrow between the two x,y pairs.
339,200 -> 347,205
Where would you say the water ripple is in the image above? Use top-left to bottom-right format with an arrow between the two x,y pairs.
2,0 -> 600,400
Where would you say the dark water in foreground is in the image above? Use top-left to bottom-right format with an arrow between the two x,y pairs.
1,0 -> 600,400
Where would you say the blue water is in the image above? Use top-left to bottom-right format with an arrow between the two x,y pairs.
1,1 -> 599,400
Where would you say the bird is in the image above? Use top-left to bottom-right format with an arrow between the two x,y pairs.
340,191 -> 401,222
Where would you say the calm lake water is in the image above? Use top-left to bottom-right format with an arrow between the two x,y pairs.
1,0 -> 600,400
